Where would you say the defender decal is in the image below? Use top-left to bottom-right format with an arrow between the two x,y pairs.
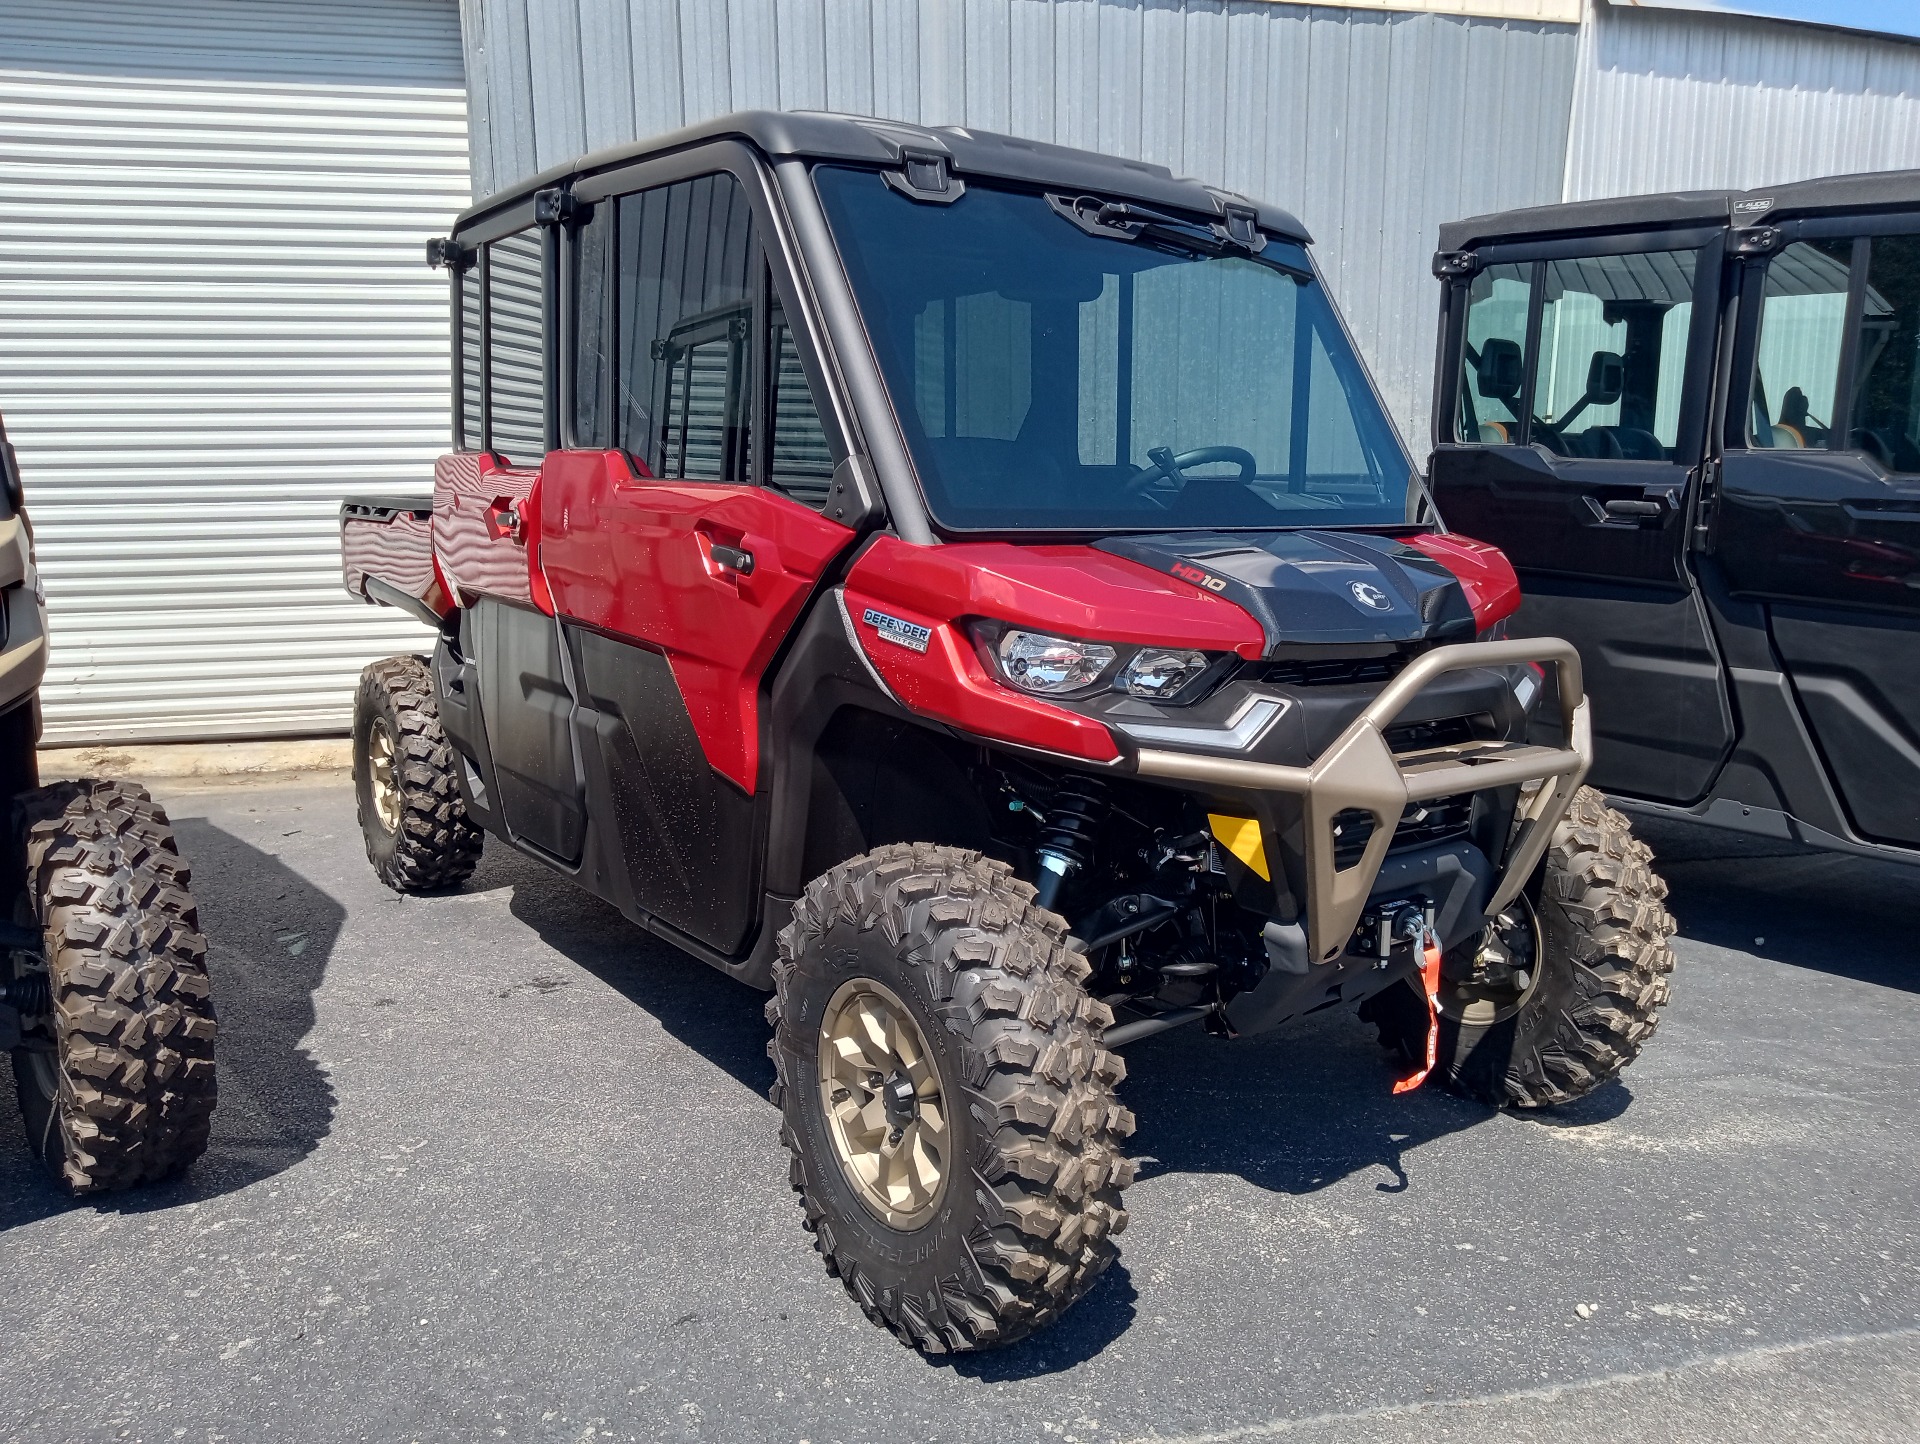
862,607 -> 933,653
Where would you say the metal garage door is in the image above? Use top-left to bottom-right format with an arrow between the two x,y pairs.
0,0 -> 468,743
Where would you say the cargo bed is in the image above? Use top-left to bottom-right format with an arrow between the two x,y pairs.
340,495 -> 443,627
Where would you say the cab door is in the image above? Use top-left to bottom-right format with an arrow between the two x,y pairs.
434,222 -> 587,865
1429,233 -> 1734,803
1716,222 -> 1920,846
538,159 -> 856,954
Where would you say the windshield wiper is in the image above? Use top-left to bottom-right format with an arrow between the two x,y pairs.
1045,193 -> 1310,279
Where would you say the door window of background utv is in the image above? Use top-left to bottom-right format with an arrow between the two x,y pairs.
813,167 -> 1412,531
1458,249 -> 1698,460
1748,239 -> 1852,450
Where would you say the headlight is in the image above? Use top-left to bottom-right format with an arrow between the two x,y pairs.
995,629 -> 1117,695
1119,648 -> 1209,698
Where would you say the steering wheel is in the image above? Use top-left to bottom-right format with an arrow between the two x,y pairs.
1123,445 -> 1259,499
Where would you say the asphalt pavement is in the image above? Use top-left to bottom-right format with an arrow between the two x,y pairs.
2,777 -> 1917,1444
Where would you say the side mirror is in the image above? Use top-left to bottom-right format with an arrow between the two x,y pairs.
1476,338 -> 1524,402
1585,351 -> 1624,407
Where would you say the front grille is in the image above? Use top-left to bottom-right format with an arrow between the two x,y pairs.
1383,715 -> 1476,754
1332,793 -> 1476,869
1261,653 -> 1410,687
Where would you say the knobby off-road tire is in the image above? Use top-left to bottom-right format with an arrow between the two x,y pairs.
11,780 -> 217,1191
1365,786 -> 1677,1108
354,655 -> 481,893
767,844 -> 1135,1352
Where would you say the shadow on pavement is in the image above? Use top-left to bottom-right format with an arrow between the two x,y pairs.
943,1261 -> 1138,1381
1631,813 -> 1920,993
477,845 -> 776,1098
0,812 -> 341,1231
1122,1012 -> 1628,1197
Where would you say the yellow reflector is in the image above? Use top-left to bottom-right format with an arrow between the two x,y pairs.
1208,814 -> 1269,881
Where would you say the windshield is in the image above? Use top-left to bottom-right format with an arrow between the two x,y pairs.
814,166 -> 1415,532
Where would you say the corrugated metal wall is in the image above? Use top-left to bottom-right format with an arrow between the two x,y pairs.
0,0 -> 469,743
459,0 -> 1580,450
1564,1 -> 1920,200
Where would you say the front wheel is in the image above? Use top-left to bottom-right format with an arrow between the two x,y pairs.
10,780 -> 217,1191
1362,786 -> 1677,1108
767,844 -> 1135,1352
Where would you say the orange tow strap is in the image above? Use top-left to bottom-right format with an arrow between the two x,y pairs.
1392,928 -> 1445,1095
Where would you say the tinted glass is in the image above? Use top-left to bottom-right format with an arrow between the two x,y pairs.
572,202 -> 612,448
815,167 -> 1412,531
1750,238 -> 1852,450
1849,235 -> 1920,473
767,298 -> 835,506
487,229 -> 546,465
1458,262 -> 1532,444
1534,250 -> 1697,460
615,173 -> 755,480
459,262 -> 483,449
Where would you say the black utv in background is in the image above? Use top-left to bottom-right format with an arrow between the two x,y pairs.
1430,171 -> 1920,861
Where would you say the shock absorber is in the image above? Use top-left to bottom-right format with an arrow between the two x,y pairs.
1033,775 -> 1109,913
3,971 -> 50,1017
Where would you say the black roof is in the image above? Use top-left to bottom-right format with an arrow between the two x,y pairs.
1436,190 -> 1735,253
1737,168 -> 1920,223
453,109 -> 1310,244
1437,168 -> 1920,254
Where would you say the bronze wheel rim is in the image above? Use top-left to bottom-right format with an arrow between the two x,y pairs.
817,977 -> 950,1230
1442,897 -> 1543,1027
369,720 -> 401,833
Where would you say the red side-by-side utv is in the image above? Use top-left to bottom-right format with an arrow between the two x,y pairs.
341,112 -> 1675,1351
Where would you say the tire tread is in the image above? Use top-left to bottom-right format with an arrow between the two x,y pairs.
12,779 -> 217,1192
767,843 -> 1134,1352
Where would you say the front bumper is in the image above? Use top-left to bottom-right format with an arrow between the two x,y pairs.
1127,638 -> 1591,965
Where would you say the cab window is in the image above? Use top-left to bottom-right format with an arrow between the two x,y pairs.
1456,248 -> 1701,461
459,261 -> 483,449
486,229 -> 546,466
572,171 -> 835,505
1457,263 -> 1533,445
1748,238 -> 1852,450
1848,234 -> 1920,473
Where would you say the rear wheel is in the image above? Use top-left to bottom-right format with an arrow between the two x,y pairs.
1362,786 -> 1677,1108
767,844 -> 1135,1352
353,655 -> 481,893
10,780 -> 217,1192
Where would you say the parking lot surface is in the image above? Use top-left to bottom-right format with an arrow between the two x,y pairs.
2,778 -> 1916,1444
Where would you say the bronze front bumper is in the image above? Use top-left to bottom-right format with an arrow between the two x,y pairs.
1131,638 -> 1592,964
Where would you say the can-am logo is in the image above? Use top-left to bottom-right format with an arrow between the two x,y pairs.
1170,561 -> 1227,593
1348,580 -> 1393,611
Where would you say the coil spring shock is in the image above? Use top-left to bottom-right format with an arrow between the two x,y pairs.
3,972 -> 50,1018
1034,775 -> 1110,912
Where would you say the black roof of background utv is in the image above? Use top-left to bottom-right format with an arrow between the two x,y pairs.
1436,167 -> 1920,254
1435,190 -> 1737,254
451,108 -> 1311,246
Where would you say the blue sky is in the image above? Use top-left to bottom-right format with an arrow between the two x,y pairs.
1616,0 -> 1920,42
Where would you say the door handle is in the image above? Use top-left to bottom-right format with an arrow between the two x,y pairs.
710,543 -> 755,576
1604,499 -> 1665,519
1581,495 -> 1668,527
